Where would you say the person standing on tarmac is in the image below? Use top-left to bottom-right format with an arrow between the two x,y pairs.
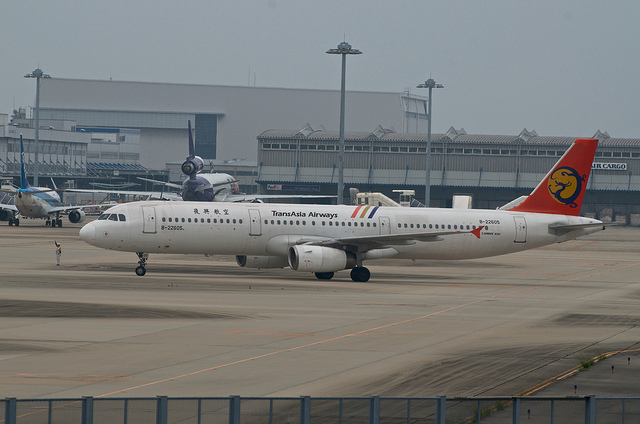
54,241 -> 61,266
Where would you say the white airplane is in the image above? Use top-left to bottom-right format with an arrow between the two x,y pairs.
79,138 -> 606,282
0,135 -> 99,227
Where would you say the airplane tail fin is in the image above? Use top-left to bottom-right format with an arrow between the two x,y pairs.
508,138 -> 597,216
19,135 -> 31,190
187,120 -> 195,159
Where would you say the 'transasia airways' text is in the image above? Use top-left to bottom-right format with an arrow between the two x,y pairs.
271,210 -> 338,219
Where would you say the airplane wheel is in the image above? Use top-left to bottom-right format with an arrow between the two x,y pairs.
135,266 -> 147,276
51,219 -> 56,228
8,219 -> 13,226
350,267 -> 370,283
14,219 -> 19,227
315,272 -> 334,280
57,219 -> 63,227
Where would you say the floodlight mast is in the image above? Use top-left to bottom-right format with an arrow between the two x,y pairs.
326,42 -> 362,204
416,78 -> 443,207
24,68 -> 51,186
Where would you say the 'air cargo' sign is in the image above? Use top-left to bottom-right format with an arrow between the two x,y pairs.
592,162 -> 627,171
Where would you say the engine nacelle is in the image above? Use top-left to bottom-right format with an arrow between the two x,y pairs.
288,245 -> 356,273
181,155 -> 204,176
68,209 -> 86,223
236,255 -> 290,269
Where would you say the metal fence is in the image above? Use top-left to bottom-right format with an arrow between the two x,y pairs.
2,395 -> 639,424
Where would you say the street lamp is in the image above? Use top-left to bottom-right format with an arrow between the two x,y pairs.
24,68 -> 51,186
327,42 -> 362,204
416,78 -> 443,207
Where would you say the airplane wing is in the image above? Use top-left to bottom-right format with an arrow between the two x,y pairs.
65,188 -> 182,201
296,227 -> 484,252
0,203 -> 18,213
47,204 -> 113,214
219,193 -> 337,202
137,177 -> 184,190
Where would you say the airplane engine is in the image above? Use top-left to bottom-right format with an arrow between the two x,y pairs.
68,209 -> 86,223
0,210 -> 9,221
287,245 -> 356,273
236,255 -> 289,269
181,155 -> 204,176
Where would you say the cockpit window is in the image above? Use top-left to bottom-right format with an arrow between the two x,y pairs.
98,213 -> 126,221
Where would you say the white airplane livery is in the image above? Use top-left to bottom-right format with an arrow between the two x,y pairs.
79,139 -> 606,282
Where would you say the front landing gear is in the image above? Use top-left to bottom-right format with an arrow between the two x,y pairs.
135,252 -> 148,276
350,267 -> 370,282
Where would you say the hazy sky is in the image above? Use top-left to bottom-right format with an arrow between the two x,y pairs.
2,1 -> 638,138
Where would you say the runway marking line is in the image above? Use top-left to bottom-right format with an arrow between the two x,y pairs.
85,260 -> 640,399
568,241 -> 598,250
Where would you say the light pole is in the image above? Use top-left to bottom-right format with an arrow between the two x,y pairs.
326,42 -> 362,204
24,68 -> 51,186
416,78 -> 443,207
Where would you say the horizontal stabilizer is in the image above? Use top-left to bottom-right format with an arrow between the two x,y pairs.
548,222 -> 607,236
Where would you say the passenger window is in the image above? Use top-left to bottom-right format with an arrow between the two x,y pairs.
373,223 -> 377,227
435,224 -> 439,229
410,224 -> 414,228
119,214 -> 126,222
398,224 -> 401,228
284,220 -> 288,225
367,222 -> 370,227
181,218 -> 185,223
168,217 -> 172,222
296,220 -> 300,225
162,217 -> 166,222
233,219 -> 237,224
448,224 -> 451,229
271,220 -> 275,225
239,219 -> 242,224
226,219 -> 230,224
207,218 -> 211,223
188,218 -> 192,223
329,221 -> 333,226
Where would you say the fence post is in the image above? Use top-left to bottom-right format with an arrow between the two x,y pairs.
512,397 -> 520,424
300,396 -> 311,424
4,398 -> 16,424
82,396 -> 94,424
229,395 -> 240,424
436,396 -> 446,424
156,396 -> 168,424
585,395 -> 595,424
369,396 -> 379,424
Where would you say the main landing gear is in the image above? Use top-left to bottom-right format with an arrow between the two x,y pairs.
350,267 -> 370,283
313,267 -> 371,282
135,252 -> 148,276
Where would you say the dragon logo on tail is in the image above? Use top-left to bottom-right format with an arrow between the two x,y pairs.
547,166 -> 586,208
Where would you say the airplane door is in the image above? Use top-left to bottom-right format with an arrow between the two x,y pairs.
142,206 -> 157,234
513,216 -> 527,243
379,216 -> 391,235
249,209 -> 261,236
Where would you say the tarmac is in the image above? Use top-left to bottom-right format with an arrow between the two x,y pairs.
0,217 -> 639,407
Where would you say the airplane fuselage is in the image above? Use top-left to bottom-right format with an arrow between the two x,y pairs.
80,200 -> 603,261
14,189 -> 63,219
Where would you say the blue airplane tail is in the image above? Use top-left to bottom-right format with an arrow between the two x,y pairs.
19,135 -> 30,190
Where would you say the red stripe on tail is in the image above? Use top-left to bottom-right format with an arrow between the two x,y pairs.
508,139 -> 597,216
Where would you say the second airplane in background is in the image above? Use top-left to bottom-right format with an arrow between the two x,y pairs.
137,120 -> 333,203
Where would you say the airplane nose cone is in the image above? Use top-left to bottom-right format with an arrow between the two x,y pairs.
79,222 -> 96,243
